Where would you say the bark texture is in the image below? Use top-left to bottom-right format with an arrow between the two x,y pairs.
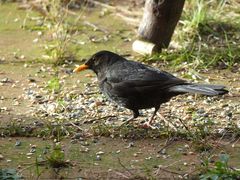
138,0 -> 185,49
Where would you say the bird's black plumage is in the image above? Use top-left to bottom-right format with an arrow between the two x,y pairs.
75,50 -> 228,126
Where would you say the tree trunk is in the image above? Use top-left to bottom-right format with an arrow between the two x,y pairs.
135,0 -> 185,54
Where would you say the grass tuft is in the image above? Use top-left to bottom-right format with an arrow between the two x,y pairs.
143,0 -> 240,69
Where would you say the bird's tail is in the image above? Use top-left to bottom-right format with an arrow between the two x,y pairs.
169,83 -> 228,96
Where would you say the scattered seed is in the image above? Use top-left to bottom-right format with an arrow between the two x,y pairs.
96,151 -> 104,155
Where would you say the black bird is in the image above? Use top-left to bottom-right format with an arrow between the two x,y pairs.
74,50 -> 228,127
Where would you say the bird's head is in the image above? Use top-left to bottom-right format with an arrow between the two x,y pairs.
73,50 -> 123,75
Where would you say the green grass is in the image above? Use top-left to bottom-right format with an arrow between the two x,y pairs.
200,154 -> 240,179
20,1 -> 133,65
1,1 -> 239,69
0,3 -> 43,59
0,169 -> 23,179
142,0 -> 240,69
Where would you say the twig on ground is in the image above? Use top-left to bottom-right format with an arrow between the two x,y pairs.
87,0 -> 142,17
83,115 -> 116,124
114,171 -> 131,179
115,13 -> 140,26
158,137 -> 176,153
177,117 -> 192,134
156,112 -> 178,131
155,165 -> 183,176
117,157 -> 133,177
69,121 -> 84,131
83,21 -> 109,33
87,0 -> 141,26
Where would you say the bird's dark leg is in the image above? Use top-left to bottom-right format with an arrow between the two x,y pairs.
148,106 -> 159,125
141,106 -> 160,129
126,110 -> 139,124
156,113 -> 177,131
120,109 -> 139,126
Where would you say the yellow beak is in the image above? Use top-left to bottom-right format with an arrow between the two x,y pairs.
73,64 -> 89,73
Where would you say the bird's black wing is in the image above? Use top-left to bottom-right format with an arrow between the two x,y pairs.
104,60 -> 186,98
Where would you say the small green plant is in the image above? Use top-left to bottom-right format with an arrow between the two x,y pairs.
46,76 -> 61,93
192,117 -> 214,139
39,120 -> 71,141
190,112 -> 215,152
200,154 -> 240,179
91,124 -> 112,137
46,144 -> 69,168
22,0 -> 79,65
0,169 -> 23,180
0,122 -> 27,137
41,0 -> 74,65
148,0 -> 240,69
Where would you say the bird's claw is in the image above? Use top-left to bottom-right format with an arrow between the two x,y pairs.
119,118 -> 134,127
139,122 -> 157,129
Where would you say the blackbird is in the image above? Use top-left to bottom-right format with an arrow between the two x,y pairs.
74,50 -> 228,127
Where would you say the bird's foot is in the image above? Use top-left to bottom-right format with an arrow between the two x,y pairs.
139,121 -> 157,129
119,118 -> 134,127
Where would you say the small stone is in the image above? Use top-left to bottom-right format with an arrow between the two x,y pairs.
222,104 -> 228,108
227,112 -> 233,118
92,138 -> 98,143
162,155 -> 169,159
80,148 -> 89,153
145,156 -> 152,160
183,162 -> 188,166
28,78 -> 36,83
6,159 -> 12,162
26,153 -> 33,156
30,149 -> 36,153
37,31 -> 42,36
197,109 -> 205,114
33,38 -> 39,43
20,55 -> 25,59
1,78 -> 10,83
96,151 -> 104,155
30,147 -> 36,153
0,154 -> 4,160
159,148 -> 166,154
15,140 -> 21,146
0,56 -> 5,61
96,155 -> 101,161
80,141 -> 89,146
13,101 -> 20,106
73,133 -> 82,139
126,142 -> 134,148
29,144 -> 37,150
178,148 -> 183,151
70,139 -> 77,144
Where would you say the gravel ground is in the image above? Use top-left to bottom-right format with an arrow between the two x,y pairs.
15,64 -> 240,136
